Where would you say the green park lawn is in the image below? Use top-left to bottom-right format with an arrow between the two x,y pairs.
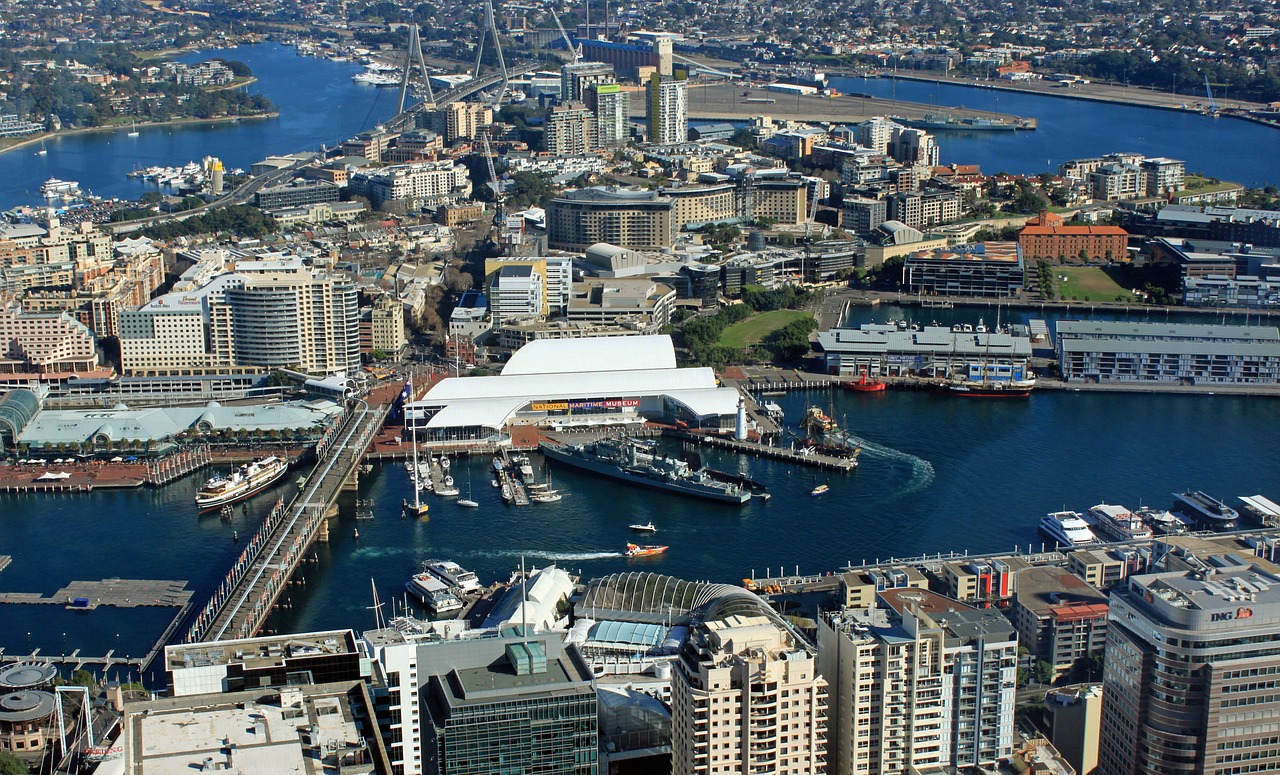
719,309 -> 812,349
1055,266 -> 1136,303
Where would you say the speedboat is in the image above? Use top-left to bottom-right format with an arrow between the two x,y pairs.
626,543 -> 668,558
1039,511 -> 1098,547
629,522 -> 657,532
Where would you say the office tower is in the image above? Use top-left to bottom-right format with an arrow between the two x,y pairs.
647,74 -> 687,145
1098,562 -> 1280,775
364,628 -> 598,775
671,614 -> 827,775
589,83 -> 629,148
545,101 -> 595,157
560,61 -> 615,102
818,588 -> 1018,775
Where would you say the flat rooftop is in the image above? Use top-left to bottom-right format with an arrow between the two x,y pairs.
1015,565 -> 1108,616
1137,565 -> 1280,613
166,630 -> 357,672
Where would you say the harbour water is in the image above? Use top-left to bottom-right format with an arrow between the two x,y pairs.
2,369 -> 1278,676
829,75 -> 1280,186
0,46 -> 1276,210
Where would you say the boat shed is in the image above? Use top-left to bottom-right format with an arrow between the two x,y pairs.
406,335 -> 740,441
1240,495 -> 1280,527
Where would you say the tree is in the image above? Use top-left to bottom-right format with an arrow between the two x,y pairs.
1034,660 -> 1056,685
0,750 -> 28,775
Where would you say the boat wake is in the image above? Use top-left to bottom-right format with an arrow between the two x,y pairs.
478,549 -> 624,561
843,434 -> 936,498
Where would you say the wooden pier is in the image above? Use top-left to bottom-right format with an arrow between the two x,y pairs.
669,430 -> 859,471
0,556 -> 10,574
0,649 -> 141,669
0,579 -> 193,609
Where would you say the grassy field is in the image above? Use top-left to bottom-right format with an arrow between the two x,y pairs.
719,309 -> 812,349
1056,266 -> 1136,303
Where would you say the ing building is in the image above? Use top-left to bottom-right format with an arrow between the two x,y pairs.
1097,562 -> 1280,775
647,74 -> 687,145
817,588 -> 1018,775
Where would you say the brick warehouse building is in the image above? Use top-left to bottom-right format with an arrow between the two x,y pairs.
1018,212 -> 1129,262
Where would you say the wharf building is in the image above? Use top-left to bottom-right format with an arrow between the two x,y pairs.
1054,320 -> 1280,385
1010,565 -> 1109,679
902,242 -> 1024,298
361,627 -> 597,775
404,335 -> 740,442
119,259 -> 361,378
816,324 -> 1034,381
1097,562 -> 1280,775
817,587 -> 1018,775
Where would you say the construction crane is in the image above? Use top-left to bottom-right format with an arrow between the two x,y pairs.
1203,73 -> 1219,117
548,7 -> 581,65
803,183 -> 821,241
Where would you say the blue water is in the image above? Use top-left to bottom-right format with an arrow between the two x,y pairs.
0,43 -> 397,208
829,76 -> 1280,186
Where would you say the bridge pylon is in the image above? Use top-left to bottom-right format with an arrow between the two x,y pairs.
397,24 -> 436,114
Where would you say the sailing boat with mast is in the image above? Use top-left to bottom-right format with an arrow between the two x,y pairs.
457,470 -> 479,508
127,122 -> 139,138
35,139 -> 47,156
402,375 -> 429,517
939,308 -> 1035,397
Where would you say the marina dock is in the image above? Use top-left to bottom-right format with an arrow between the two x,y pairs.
0,556 -> 9,574
0,579 -> 193,609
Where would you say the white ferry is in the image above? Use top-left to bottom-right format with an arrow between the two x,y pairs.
422,560 -> 482,594
405,572 -> 464,614
40,178 -> 81,199
194,456 -> 289,510
1039,510 -> 1098,547
1087,503 -> 1154,542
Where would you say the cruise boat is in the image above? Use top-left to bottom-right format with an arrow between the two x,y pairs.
811,483 -> 830,497
194,456 -> 289,510
626,543 -> 668,558
1172,490 -> 1239,531
404,572 -> 464,614
540,438 -> 751,504
1087,503 -> 1154,542
422,560 -> 482,594
40,178 -> 81,199
1039,510 -> 1098,547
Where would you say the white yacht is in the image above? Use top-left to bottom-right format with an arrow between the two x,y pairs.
405,572 -> 463,614
1039,510 -> 1098,547
423,560 -> 482,594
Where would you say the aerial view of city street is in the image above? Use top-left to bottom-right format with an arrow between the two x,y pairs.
1,0 -> 1280,772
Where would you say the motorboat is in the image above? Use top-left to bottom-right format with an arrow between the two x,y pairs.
629,522 -> 657,532
811,483 -> 830,497
626,543 -> 668,558
405,573 -> 464,614
421,559 -> 482,593
1039,510 -> 1098,547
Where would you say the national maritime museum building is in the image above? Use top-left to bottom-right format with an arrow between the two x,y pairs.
405,335 -> 741,442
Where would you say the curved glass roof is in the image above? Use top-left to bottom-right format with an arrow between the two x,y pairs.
579,571 -> 789,632
0,389 -> 40,444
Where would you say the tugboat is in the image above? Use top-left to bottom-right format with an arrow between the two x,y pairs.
841,370 -> 886,392
626,543 -> 668,558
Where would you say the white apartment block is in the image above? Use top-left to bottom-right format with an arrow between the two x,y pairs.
593,85 -> 630,148
817,588 -> 1018,775
490,264 -> 545,323
648,75 -> 687,145
672,614 -> 828,775
855,117 -> 904,155
354,162 -> 471,208
1140,156 -> 1186,196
